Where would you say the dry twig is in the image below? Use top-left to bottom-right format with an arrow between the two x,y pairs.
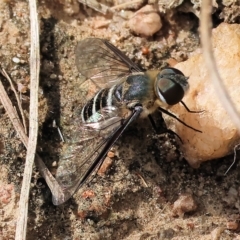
0,80 -> 28,146
78,0 -> 109,14
110,0 -> 143,11
0,68 -> 27,134
78,0 -> 143,14
13,0 -> 39,239
200,0 -> 240,132
224,143 -> 240,175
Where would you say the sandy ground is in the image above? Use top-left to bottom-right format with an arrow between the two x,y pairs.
1,0 -> 240,239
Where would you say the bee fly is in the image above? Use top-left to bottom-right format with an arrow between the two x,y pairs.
53,38 -> 201,205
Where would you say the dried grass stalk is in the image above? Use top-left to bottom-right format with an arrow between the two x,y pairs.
0,68 -> 28,134
14,0 -> 40,239
200,0 -> 240,132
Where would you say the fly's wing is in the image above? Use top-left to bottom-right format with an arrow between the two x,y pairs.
53,39 -> 143,205
53,106 -> 126,205
75,38 -> 143,88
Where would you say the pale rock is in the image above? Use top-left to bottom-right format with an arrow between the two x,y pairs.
60,0 -> 79,15
172,193 -> 197,217
211,227 -> 225,240
171,23 -> 240,167
128,5 -> 162,37
12,57 -> 20,63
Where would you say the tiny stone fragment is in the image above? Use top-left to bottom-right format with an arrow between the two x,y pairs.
17,82 -> 28,93
52,161 -> 57,167
172,193 -> 197,217
226,221 -> 238,230
107,151 -> 115,158
157,228 -> 175,239
12,57 -> 20,63
211,227 -> 225,240
62,0 -> 79,15
50,73 -> 57,79
97,156 -> 113,176
0,184 -> 13,204
81,190 -> 95,199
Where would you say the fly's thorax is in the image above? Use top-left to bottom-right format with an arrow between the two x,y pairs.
153,68 -> 189,106
144,70 -> 159,83
122,74 -> 155,104
120,71 -> 159,118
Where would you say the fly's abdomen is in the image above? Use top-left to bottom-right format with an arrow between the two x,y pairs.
81,84 -> 121,123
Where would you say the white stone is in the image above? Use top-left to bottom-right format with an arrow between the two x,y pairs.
12,57 -> 20,63
171,23 -> 240,167
128,5 -> 162,37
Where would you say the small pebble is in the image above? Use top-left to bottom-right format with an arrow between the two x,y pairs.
77,211 -> 87,219
211,227 -> 225,240
17,82 -> 27,93
52,161 -> 57,167
50,74 -> 57,79
97,157 -> 113,176
12,57 -> 20,63
128,5 -> 162,37
141,46 -> 150,55
172,193 -> 197,217
81,190 -> 95,199
107,151 -> 115,158
0,184 -> 13,204
227,221 -> 238,230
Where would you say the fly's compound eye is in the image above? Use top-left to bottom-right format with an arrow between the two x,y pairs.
159,67 -> 185,76
155,67 -> 189,105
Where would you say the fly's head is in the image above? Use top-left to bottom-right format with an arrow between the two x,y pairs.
154,68 -> 189,106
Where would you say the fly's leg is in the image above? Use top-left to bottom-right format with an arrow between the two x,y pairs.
180,101 -> 204,114
158,107 -> 202,133
148,113 -> 183,143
